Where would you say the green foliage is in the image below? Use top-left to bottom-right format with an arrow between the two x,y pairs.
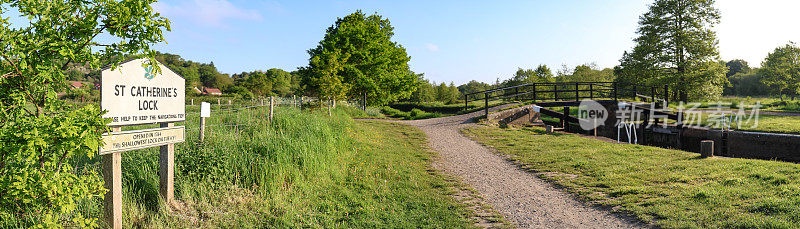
726,59 -> 751,77
380,106 -> 441,120
555,64 -> 614,83
300,11 -> 418,106
0,0 -> 169,227
725,69 -> 770,96
615,0 -> 727,102
236,68 -> 296,97
457,80 -> 492,99
506,64 -> 556,86
760,42 -> 800,99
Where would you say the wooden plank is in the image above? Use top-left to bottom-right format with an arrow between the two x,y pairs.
99,126 -> 185,155
103,127 -> 122,229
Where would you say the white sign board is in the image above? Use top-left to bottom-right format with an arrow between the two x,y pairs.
102,58 -> 185,126
99,126 -> 185,155
200,102 -> 211,117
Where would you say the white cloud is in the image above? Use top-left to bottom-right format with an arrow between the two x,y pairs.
154,0 -> 262,28
426,43 -> 439,52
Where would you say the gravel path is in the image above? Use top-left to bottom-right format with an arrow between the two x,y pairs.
394,106 -> 643,228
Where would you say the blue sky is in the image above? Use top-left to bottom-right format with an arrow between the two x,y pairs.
140,0 -> 800,84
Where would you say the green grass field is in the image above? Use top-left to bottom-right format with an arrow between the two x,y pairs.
43,106 -> 477,228
463,125 -> 800,228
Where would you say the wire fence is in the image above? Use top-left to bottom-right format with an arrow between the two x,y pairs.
67,96 -> 336,175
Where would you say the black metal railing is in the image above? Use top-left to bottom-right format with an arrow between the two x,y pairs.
464,81 -> 668,112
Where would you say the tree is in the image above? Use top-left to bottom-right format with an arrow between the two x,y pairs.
410,76 -> 436,103
761,42 -> 800,100
726,59 -> 750,77
0,1 -> 169,227
243,71 -> 273,96
615,0 -> 727,102
533,64 -> 555,82
266,68 -> 292,96
300,11 -> 418,105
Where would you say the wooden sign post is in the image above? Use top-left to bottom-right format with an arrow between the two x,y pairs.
100,58 -> 186,229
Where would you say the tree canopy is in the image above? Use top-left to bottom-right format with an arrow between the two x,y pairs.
0,0 -> 169,227
760,42 -> 800,99
726,59 -> 751,77
299,11 -> 418,106
615,0 -> 727,102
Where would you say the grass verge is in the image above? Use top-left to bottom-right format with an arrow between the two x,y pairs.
463,125 -> 800,228
63,107 -> 475,228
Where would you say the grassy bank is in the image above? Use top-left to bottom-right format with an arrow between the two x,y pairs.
463,125 -> 800,228
383,100 -> 506,120
57,106 -> 474,228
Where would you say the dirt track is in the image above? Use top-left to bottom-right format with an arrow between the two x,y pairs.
394,106 -> 643,228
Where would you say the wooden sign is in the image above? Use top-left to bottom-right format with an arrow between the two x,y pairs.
99,126 -> 185,155
102,58 -> 186,126
99,58 -> 187,228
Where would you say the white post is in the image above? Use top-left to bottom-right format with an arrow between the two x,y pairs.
269,96 -> 274,123
200,102 -> 210,142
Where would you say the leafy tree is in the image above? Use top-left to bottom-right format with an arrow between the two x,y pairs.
726,59 -> 750,77
0,0 -> 169,227
761,42 -> 800,100
242,71 -> 273,96
533,64 -> 555,82
209,73 -> 234,89
558,64 -> 615,82
726,69 -> 769,96
300,11 -> 417,105
410,76 -> 436,103
66,69 -> 85,81
198,63 -> 219,87
457,80 -> 491,95
266,68 -> 292,96
615,0 -> 727,102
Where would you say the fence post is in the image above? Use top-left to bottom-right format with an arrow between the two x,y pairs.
300,96 -> 304,111
363,92 -> 367,111
532,84 -> 537,102
158,122 -> 175,206
663,85 -> 669,108
102,127 -> 122,229
217,98 -> 220,107
484,92 -> 489,118
200,102 -> 210,142
199,117 -> 206,142
613,83 -> 618,102
464,94 -> 468,111
575,82 -> 579,101
269,96 -> 274,122
191,99 -> 194,106
562,106 -> 570,132
589,84 -> 594,100
651,87 -> 656,103
701,140 -> 714,158
554,84 -> 559,101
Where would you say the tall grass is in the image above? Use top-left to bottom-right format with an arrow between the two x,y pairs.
63,104 -> 470,227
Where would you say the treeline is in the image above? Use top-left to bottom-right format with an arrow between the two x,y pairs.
65,52 -> 303,100
405,63 -> 614,104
